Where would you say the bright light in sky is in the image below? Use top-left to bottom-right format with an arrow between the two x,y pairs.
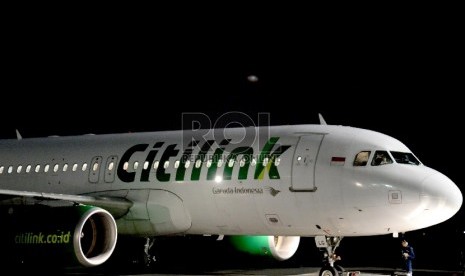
247,75 -> 258,82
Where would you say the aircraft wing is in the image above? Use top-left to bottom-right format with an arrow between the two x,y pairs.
0,189 -> 133,218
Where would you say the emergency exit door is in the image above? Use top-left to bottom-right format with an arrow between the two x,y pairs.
290,134 -> 324,192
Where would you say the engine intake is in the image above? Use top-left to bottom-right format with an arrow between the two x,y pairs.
73,206 -> 117,267
1,205 -> 117,267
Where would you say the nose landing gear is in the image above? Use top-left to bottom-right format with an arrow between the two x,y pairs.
315,236 -> 344,276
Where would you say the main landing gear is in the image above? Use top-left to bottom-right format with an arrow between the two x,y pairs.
315,236 -> 345,276
143,237 -> 156,267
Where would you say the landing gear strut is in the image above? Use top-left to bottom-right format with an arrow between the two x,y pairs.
315,236 -> 344,276
143,237 -> 156,267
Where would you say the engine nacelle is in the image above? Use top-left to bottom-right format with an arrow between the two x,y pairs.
0,205 -> 117,267
229,235 -> 300,261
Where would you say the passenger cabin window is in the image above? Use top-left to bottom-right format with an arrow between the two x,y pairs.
263,157 -> 269,166
26,165 -> 31,173
390,151 -> 420,165
63,164 -> 68,172
251,157 -> 257,166
35,165 -> 41,173
0,166 -> 3,174
72,164 -> 78,172
82,163 -> 88,171
228,159 -> 235,167
371,151 -> 393,166
17,165 -> 22,173
353,151 -> 371,166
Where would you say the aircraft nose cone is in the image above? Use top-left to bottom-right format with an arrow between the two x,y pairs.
421,173 -> 463,221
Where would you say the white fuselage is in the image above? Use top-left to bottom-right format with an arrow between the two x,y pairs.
0,125 -> 462,237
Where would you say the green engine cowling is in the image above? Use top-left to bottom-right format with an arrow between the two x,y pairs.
0,205 -> 117,267
229,236 -> 300,261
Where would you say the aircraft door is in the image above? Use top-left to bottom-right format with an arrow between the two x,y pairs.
290,134 -> 324,192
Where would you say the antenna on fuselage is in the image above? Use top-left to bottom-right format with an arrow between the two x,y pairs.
15,129 -> 22,140
318,113 -> 327,125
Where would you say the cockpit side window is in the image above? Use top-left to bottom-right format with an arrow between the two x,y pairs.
353,151 -> 371,166
371,151 -> 393,166
390,151 -> 420,165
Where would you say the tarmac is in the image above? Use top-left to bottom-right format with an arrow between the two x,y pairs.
55,266 -> 463,276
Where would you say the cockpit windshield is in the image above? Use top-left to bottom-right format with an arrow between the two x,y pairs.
353,151 -> 371,166
371,151 -> 393,166
390,151 -> 421,165
353,150 -> 421,167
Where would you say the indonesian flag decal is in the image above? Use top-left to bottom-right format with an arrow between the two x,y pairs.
331,157 -> 346,166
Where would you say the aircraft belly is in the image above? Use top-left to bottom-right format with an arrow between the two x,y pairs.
210,184 -> 264,234
147,190 -> 191,234
117,189 -> 191,236
176,183 -> 276,235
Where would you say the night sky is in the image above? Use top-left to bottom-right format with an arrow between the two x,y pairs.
1,11 -> 463,270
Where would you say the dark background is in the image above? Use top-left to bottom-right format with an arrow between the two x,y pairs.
1,7 -> 463,271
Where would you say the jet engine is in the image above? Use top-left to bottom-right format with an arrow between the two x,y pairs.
0,205 -> 117,267
229,235 -> 300,261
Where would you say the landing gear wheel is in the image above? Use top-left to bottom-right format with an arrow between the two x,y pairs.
319,266 -> 338,276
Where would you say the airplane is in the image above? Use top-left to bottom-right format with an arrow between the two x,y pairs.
0,115 -> 462,276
